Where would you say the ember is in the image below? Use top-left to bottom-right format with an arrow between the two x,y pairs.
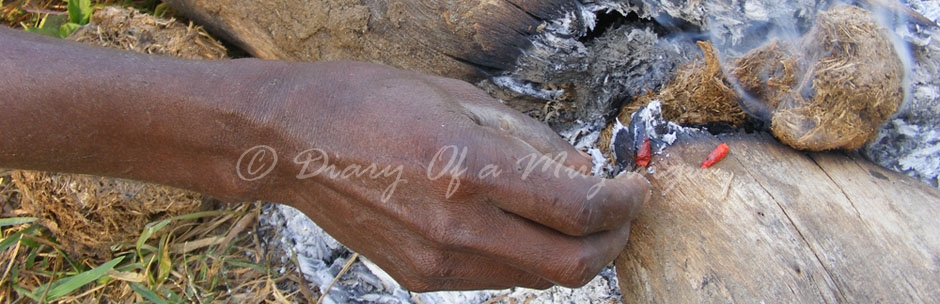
701,143 -> 730,169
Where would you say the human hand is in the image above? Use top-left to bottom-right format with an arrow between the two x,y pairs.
0,28 -> 646,291
235,62 -> 650,291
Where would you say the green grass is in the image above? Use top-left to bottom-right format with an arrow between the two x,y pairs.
5,0 -> 92,34
0,172 -> 314,303
0,201 -> 312,303
2,0 -> 177,30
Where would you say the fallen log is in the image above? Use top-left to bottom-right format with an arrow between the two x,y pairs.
163,0 -> 579,80
617,131 -> 940,302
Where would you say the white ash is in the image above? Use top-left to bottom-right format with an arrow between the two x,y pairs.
510,1 -> 703,130
587,148 -> 614,177
262,203 -> 624,304
864,4 -> 940,187
628,101 -> 684,154
619,0 -> 822,52
909,1 -> 940,22
558,119 -> 604,151
505,0 -> 828,131
503,0 -> 940,187
558,120 -> 616,176
490,76 -> 565,100
606,101 -> 699,176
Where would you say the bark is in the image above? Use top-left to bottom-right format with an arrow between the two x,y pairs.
163,0 -> 580,80
617,132 -> 940,303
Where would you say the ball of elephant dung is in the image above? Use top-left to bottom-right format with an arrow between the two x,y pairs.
732,5 -> 905,151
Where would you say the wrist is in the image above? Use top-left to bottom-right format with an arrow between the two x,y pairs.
0,29 -> 302,202
217,60 -> 335,202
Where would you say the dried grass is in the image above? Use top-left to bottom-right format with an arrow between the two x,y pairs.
1,0 -> 163,28
633,41 -> 746,127
69,6 -> 227,60
1,0 -> 67,28
12,171 -> 206,263
599,40 -> 746,156
1,178 -> 311,302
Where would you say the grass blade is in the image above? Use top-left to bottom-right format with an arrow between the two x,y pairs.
58,22 -> 82,38
137,219 -> 171,254
23,14 -> 69,38
0,225 -> 40,253
225,259 -> 268,273
0,217 -> 37,227
67,0 -> 92,24
35,256 -> 125,301
168,210 -> 231,221
156,235 -> 172,285
129,282 -> 170,304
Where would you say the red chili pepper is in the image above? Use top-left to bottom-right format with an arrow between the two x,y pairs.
636,137 -> 651,167
701,143 -> 729,169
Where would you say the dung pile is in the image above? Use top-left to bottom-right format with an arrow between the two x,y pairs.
632,40 -> 746,127
11,171 -> 207,261
69,6 -> 227,60
599,40 -> 745,157
732,5 -> 905,151
606,5 -> 905,153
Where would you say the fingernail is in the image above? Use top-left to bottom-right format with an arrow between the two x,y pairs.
578,149 -> 591,159
614,171 -> 642,180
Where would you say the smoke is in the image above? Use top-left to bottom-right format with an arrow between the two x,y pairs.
488,0 -> 938,183
864,0 -> 940,186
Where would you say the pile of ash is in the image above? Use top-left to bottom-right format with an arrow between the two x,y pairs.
493,0 -> 939,186
261,204 -> 624,304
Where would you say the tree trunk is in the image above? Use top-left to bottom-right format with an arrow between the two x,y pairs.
163,0 -> 579,81
617,132 -> 940,303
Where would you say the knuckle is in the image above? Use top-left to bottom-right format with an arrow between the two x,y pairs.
497,116 -> 516,132
554,246 -> 601,287
411,250 -> 462,285
421,211 -> 481,251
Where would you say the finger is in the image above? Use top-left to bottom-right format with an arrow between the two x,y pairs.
400,198 -> 631,289
406,277 -> 548,292
432,76 -> 593,171
461,102 -> 594,171
354,216 -> 557,291
450,203 -> 634,288
468,132 -> 648,236
484,210 -> 633,287
391,250 -> 555,292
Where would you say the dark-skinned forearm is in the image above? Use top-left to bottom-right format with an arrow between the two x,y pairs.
0,27 -> 303,201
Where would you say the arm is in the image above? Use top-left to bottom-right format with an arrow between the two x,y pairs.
0,26 -> 274,201
0,27 -> 649,291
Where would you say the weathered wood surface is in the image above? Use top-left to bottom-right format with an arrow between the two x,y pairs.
616,132 -> 940,303
163,0 -> 578,80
